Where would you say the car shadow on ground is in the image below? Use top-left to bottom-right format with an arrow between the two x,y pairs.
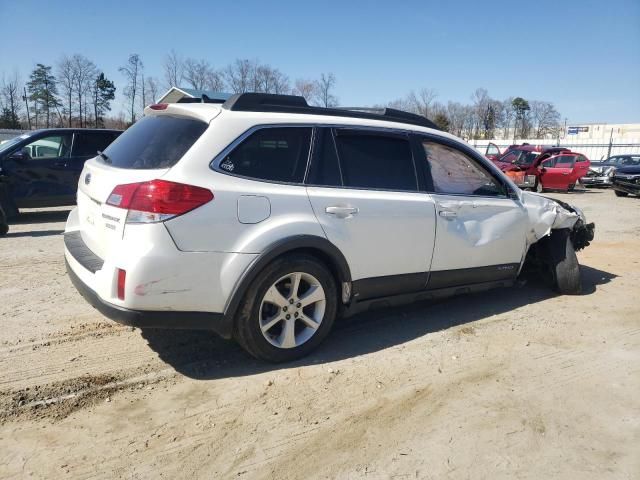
4,229 -> 64,238
140,264 -> 616,380
9,209 -> 71,225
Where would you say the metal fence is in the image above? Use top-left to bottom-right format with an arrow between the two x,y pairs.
469,138 -> 640,161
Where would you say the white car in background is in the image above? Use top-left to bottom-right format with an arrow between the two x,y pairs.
64,93 -> 594,362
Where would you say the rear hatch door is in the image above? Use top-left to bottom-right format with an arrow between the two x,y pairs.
74,111 -> 211,259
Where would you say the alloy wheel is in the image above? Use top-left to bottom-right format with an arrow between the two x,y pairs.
259,272 -> 326,349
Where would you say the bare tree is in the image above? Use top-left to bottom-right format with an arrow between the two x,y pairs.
57,56 -> 76,126
530,100 -> 561,138
71,54 -> 97,127
224,59 -> 254,93
145,76 -> 159,104
255,65 -> 290,94
184,58 -> 213,90
314,73 -> 338,107
292,79 -> 317,103
119,53 -> 143,124
163,50 -> 184,89
0,71 -> 22,128
408,88 -> 438,118
205,70 -> 225,92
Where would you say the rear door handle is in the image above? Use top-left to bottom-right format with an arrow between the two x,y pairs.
325,206 -> 358,218
53,161 -> 68,168
438,210 -> 457,219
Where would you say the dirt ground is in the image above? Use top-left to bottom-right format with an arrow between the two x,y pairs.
0,189 -> 638,479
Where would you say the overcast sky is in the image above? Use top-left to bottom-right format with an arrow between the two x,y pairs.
1,0 -> 639,124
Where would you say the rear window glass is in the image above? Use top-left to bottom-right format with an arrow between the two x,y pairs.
101,116 -> 207,169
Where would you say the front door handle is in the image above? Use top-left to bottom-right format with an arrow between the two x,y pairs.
325,206 -> 359,218
53,161 -> 68,168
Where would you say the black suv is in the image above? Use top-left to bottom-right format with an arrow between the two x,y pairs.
0,128 -> 121,218
612,165 -> 640,197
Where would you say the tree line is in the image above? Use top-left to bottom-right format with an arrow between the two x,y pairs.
383,88 -> 562,140
1,51 -> 562,140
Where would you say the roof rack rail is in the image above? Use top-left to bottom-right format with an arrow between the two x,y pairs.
177,94 -> 228,104
222,93 -> 439,130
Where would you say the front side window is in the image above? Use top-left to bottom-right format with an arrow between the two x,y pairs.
423,141 -> 504,196
333,132 -> 417,191
22,134 -> 72,159
218,127 -> 311,183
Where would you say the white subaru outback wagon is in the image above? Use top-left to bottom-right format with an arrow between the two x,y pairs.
64,93 -> 594,362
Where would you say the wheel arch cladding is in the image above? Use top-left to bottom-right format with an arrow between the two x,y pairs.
224,235 -> 351,319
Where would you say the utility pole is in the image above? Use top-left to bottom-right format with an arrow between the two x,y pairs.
606,128 -> 614,159
22,87 -> 31,130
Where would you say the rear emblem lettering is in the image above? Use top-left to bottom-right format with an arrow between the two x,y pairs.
84,173 -> 92,185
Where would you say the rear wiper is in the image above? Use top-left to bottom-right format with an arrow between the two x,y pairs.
97,150 -> 111,164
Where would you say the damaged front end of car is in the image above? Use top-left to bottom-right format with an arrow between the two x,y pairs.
519,192 -> 595,294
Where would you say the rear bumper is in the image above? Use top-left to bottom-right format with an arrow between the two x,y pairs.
63,207 -> 257,338
66,258 -> 229,334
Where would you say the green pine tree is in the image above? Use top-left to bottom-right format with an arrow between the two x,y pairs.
92,72 -> 116,127
27,64 -> 61,128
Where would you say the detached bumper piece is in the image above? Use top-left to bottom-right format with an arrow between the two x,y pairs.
570,220 -> 595,251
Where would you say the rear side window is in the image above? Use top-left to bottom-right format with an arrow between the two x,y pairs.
101,116 -> 207,169
333,132 -> 417,191
218,127 -> 311,183
72,132 -> 117,157
554,155 -> 576,167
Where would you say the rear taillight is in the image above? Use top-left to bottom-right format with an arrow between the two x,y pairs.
117,268 -> 126,300
149,103 -> 168,110
106,179 -> 213,223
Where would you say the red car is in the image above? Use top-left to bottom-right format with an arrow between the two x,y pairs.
485,143 -> 590,192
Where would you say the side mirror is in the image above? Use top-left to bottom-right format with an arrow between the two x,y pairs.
539,167 -> 547,174
9,149 -> 28,162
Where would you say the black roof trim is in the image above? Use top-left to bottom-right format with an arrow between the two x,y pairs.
222,93 -> 439,130
177,94 -> 227,104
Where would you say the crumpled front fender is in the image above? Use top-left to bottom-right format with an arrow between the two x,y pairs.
521,191 -> 595,251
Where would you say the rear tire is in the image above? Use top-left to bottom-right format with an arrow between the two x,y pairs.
0,206 -> 7,236
234,254 -> 338,363
614,190 -> 628,197
539,229 -> 582,295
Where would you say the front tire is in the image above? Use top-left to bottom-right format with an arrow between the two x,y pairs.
614,190 -> 628,197
234,254 -> 338,362
539,229 -> 581,295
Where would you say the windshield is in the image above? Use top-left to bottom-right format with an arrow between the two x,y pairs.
500,149 -> 540,166
100,115 -> 208,169
0,134 -> 31,155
